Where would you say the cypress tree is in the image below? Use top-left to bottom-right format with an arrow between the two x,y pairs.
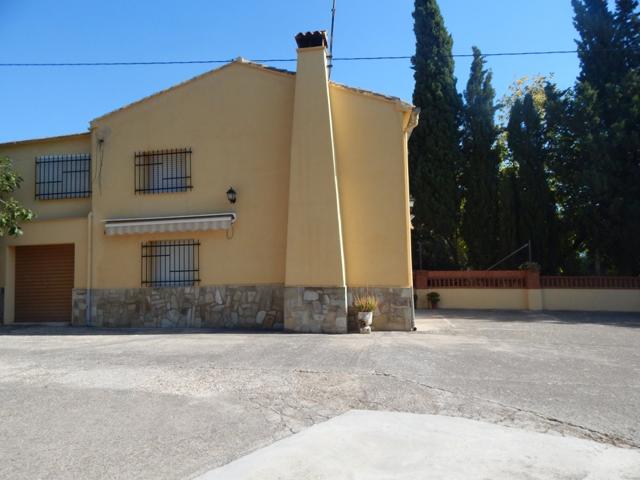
543,83 -> 583,272
567,0 -> 640,273
573,0 -> 620,90
506,94 -> 560,272
614,0 -> 640,68
409,0 -> 463,269
497,166 -> 521,269
460,47 -> 500,268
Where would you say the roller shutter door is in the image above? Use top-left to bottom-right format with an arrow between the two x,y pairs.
15,244 -> 74,323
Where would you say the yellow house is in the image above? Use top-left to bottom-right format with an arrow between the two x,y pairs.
0,31 -> 418,333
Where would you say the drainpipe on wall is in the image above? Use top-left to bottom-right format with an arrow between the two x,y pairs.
86,211 -> 93,326
403,107 -> 420,331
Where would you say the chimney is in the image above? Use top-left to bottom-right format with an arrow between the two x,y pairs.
283,31 -> 347,333
294,31 -> 328,49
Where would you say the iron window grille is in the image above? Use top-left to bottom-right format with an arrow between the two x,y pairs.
134,148 -> 193,194
35,154 -> 91,200
141,239 -> 200,287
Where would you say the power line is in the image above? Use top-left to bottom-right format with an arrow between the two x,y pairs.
338,50 -> 579,60
0,59 -> 257,67
0,48 -> 628,68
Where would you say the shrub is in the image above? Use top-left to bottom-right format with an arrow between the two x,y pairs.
426,292 -> 441,306
353,294 -> 378,313
519,261 -> 541,271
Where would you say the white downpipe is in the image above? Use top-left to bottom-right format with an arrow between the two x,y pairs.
86,211 -> 93,326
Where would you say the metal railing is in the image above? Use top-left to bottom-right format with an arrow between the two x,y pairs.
414,270 -> 640,290
414,270 -> 526,289
540,276 -> 640,289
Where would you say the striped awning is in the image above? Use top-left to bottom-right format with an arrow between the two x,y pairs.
104,213 -> 236,236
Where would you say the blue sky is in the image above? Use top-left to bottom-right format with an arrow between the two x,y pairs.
0,0 -> 580,143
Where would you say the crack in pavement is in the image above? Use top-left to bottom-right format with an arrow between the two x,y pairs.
289,366 -> 639,450
2,354 -> 637,451
368,369 -> 640,450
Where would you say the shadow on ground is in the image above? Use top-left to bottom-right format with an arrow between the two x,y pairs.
0,325 -> 292,336
3,310 -> 639,336
417,309 -> 640,328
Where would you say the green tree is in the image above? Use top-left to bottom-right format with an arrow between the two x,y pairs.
460,47 -> 500,268
506,94 -> 561,273
0,156 -> 34,236
573,0 -> 619,90
543,83 -> 583,272
495,76 -> 567,271
409,0 -> 463,269
614,0 -> 640,68
496,165 -> 521,269
566,0 -> 640,274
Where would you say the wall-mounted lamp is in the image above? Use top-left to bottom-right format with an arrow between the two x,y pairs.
226,186 -> 237,204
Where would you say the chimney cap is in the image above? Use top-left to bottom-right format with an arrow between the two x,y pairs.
295,31 -> 328,49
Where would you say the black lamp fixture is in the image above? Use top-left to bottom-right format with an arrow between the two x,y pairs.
226,186 -> 237,204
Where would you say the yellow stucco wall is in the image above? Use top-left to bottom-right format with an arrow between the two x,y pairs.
285,47 -> 346,287
416,288 -> 640,312
0,134 -> 92,220
542,289 -> 640,312
1,57 -> 414,295
416,289 -> 529,310
0,134 -> 91,294
90,62 -> 295,288
331,85 -> 413,288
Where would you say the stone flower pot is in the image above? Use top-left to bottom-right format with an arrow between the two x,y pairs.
357,311 -> 373,334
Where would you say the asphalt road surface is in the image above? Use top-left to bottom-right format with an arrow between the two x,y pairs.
0,309 -> 638,479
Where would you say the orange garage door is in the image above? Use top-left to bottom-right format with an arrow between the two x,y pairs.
15,244 -> 74,323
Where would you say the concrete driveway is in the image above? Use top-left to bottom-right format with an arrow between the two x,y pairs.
0,309 -> 638,479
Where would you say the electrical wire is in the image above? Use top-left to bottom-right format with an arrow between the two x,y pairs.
0,49 -> 627,68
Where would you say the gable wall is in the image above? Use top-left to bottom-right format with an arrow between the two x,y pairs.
90,64 -> 295,288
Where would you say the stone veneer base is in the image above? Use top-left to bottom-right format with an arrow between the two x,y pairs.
71,285 -> 414,333
347,287 -> 414,332
72,285 -> 284,330
284,286 -> 348,334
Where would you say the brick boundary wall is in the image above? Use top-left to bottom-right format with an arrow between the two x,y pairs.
540,276 -> 640,289
414,271 -> 640,290
414,270 -> 538,289
413,271 -> 640,312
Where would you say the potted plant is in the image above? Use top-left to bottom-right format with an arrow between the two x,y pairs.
353,295 -> 378,334
427,292 -> 440,309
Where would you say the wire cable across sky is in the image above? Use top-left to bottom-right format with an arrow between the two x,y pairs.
0,49 -> 599,67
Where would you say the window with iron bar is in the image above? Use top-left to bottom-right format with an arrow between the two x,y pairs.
35,154 -> 91,200
141,239 -> 200,287
134,148 -> 192,194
